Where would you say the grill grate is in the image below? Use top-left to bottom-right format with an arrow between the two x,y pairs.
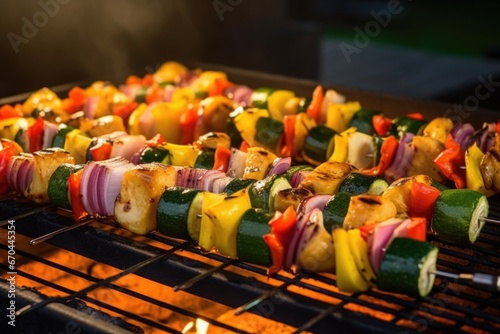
1,198 -> 500,333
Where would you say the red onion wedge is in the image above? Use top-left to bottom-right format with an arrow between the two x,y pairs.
42,121 -> 59,149
83,96 -> 99,119
110,135 -> 147,161
384,133 -> 414,183
290,170 -> 312,188
369,218 -> 404,273
200,169 -> 227,192
267,157 -> 292,176
227,148 -> 247,178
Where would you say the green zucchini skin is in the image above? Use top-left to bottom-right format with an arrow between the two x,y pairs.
254,117 -> 283,152
431,189 -> 489,244
348,108 -> 382,135
224,178 -> 256,196
236,208 -> 273,266
139,147 -> 170,164
194,148 -> 215,169
302,125 -> 337,164
389,116 -> 428,139
157,187 -> 201,240
323,192 -> 354,233
248,175 -> 291,212
47,163 -> 84,210
377,237 -> 438,297
51,125 -> 75,148
338,172 -> 388,195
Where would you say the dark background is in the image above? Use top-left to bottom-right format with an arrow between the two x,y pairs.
1,0 -> 499,111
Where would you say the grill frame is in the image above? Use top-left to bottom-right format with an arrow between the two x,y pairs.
1,67 -> 500,333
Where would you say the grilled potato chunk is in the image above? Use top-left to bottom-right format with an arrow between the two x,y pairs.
298,161 -> 357,195
274,187 -> 313,212
407,136 -> 446,183
480,140 -> 500,192
382,174 -> 432,214
25,148 -> 75,204
243,147 -> 277,180
114,163 -> 176,235
343,194 -> 397,229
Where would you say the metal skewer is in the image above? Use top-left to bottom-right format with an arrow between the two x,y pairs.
30,216 -> 95,245
433,270 -> 500,291
174,259 -> 237,291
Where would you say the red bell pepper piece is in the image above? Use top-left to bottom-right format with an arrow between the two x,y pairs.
406,217 -> 427,242
179,104 -> 199,145
89,142 -> 112,161
26,116 -> 44,153
112,101 -> 139,125
208,78 -> 234,97
306,85 -> 324,123
142,74 -> 155,87
239,141 -> 250,153
146,85 -> 164,104
373,115 -> 393,136
145,133 -> 166,147
263,233 -> 284,276
406,112 -> 424,120
263,206 -> 297,276
409,181 -> 441,220
497,120 -> 500,134
280,115 -> 296,158
362,135 -> 398,176
213,144 -> 231,172
126,75 -> 143,86
0,139 -> 23,194
434,134 -> 466,188
359,222 -> 378,243
68,169 -> 88,221
0,104 -> 23,120
62,87 -> 88,114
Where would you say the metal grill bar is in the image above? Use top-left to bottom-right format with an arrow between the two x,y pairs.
1,198 -> 500,333
0,265 -> 182,333
0,244 -> 251,333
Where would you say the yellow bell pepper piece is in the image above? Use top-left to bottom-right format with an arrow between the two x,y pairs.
162,143 -> 198,167
63,130 -> 92,164
192,71 -> 228,94
151,101 -> 188,144
153,61 -> 188,83
198,192 -> 226,251
293,113 -> 317,160
128,103 -> 148,135
346,229 -> 377,286
171,88 -> 196,103
328,127 -> 356,162
204,188 -> 252,258
326,101 -> 361,133
22,87 -> 63,117
333,228 -> 370,293
423,117 -> 454,144
466,143 -> 495,197
267,90 -> 295,121
0,117 -> 32,141
233,108 -> 269,147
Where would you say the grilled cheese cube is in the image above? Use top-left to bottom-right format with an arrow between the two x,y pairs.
343,194 -> 397,229
26,148 -> 75,204
243,147 -> 277,180
299,161 -> 357,195
114,163 -> 176,235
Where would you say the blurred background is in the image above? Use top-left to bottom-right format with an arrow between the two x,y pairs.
1,0 -> 499,110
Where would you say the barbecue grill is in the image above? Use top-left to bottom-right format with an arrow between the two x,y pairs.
1,66 -> 499,333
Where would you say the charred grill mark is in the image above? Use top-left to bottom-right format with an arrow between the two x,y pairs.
358,196 -> 381,205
